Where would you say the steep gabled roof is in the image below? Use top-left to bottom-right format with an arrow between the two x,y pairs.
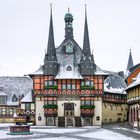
21,92 -> 33,103
125,63 -> 140,80
104,71 -> 127,94
82,5 -> 91,58
125,72 -> 140,91
0,76 -> 33,105
44,4 -> 57,62
129,63 -> 140,73
29,66 -> 43,76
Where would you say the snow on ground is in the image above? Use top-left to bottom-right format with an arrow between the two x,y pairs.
32,137 -> 79,140
79,129 -> 136,140
31,128 -> 87,134
0,124 -> 138,140
114,127 -> 140,134
0,129 -> 39,140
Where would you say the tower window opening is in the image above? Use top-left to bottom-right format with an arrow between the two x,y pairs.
67,66 -> 72,71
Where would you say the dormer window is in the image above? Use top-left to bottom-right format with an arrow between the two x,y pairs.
67,66 -> 72,71
65,42 -> 73,53
12,94 -> 18,102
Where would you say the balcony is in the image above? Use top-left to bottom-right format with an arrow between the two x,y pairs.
80,105 -> 95,117
81,108 -> 94,117
43,104 -> 58,109
44,108 -> 57,117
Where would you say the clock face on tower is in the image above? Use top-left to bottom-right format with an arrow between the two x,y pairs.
66,43 -> 73,53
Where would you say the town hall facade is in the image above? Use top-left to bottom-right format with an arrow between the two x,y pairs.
29,6 -> 107,126
1,6 -> 135,127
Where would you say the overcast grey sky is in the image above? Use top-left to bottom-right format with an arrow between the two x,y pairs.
0,0 -> 140,76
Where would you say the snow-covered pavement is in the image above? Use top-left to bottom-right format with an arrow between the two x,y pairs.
0,123 -> 139,140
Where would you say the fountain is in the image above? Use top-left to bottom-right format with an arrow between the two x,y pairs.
7,113 -> 33,135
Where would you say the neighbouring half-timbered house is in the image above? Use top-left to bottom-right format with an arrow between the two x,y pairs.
0,76 -> 32,123
125,73 -> 140,128
29,6 -> 107,127
103,71 -> 128,123
125,50 -> 140,128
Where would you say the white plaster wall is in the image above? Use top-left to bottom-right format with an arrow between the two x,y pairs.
35,98 -> 46,126
93,98 -> 102,126
57,100 -> 80,117
57,101 -> 64,116
31,103 -> 35,110
21,103 -> 25,109
74,101 -> 80,116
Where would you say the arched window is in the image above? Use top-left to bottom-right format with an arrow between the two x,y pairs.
67,66 -> 72,71
12,94 -> 18,102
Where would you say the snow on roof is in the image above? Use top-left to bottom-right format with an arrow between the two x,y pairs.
104,87 -> 126,94
0,76 -> 33,104
29,66 -> 43,75
7,101 -> 19,106
104,73 -> 127,94
95,65 -> 108,75
0,91 -> 6,96
55,65 -> 83,79
125,73 -> 140,91
21,91 -> 33,103
125,63 -> 140,80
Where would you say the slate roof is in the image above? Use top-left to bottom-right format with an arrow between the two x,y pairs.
104,71 -> 127,94
82,6 -> 91,57
125,63 -> 140,79
21,92 -> 33,103
129,63 -> 140,74
30,9 -> 107,77
55,64 -> 83,79
0,76 -> 33,105
44,5 -> 57,62
29,66 -> 43,75
0,90 -> 6,96
95,66 -> 108,76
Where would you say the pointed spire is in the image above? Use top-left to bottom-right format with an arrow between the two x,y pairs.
127,49 -> 134,70
91,49 -> 95,62
80,54 -> 84,63
82,4 -> 91,57
46,4 -> 57,61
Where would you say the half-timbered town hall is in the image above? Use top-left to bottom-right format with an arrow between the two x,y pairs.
29,6 -> 107,126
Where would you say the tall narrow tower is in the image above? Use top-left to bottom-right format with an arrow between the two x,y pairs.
79,5 -> 96,75
126,49 -> 134,71
64,9 -> 74,39
44,4 -> 58,76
